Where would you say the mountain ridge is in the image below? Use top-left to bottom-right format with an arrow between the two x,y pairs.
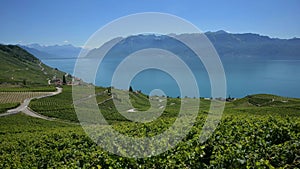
85,31 -> 300,60
18,43 -> 82,60
16,30 -> 300,60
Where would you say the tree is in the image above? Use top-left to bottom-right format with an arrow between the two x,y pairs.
129,86 -> 133,92
107,87 -> 111,96
22,79 -> 26,86
62,75 -> 66,85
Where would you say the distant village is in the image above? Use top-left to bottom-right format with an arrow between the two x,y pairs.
48,74 -> 84,86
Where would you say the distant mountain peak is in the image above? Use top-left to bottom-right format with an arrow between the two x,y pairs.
26,43 -> 43,49
215,30 -> 228,34
206,30 -> 228,34
26,43 -> 79,48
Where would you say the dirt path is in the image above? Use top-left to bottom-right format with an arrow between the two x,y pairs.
97,97 -> 113,105
38,61 -> 47,75
0,87 -> 62,120
73,90 -> 109,105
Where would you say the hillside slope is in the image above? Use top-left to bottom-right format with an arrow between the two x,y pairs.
0,44 -> 67,86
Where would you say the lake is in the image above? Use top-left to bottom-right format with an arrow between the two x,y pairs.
42,58 -> 300,98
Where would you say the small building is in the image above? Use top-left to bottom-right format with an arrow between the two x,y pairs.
51,78 -> 62,86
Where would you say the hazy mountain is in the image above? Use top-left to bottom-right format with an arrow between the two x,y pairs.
19,44 -> 82,59
86,34 -> 199,63
18,45 -> 57,60
204,30 -> 300,59
86,31 -> 300,60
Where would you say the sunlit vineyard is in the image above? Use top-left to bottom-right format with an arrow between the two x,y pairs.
0,92 -> 52,103
29,86 -> 107,122
0,113 -> 299,168
0,86 -> 56,92
1,87 -> 300,168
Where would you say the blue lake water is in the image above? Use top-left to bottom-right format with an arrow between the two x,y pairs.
42,58 -> 300,98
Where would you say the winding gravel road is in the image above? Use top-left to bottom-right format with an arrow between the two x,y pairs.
0,87 -> 62,120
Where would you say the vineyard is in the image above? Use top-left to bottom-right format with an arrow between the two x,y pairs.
0,113 -> 299,168
0,86 -> 300,168
0,86 -> 56,92
0,92 -> 52,104
29,86 -> 108,122
0,102 -> 19,113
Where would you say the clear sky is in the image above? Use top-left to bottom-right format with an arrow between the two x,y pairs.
0,0 -> 299,47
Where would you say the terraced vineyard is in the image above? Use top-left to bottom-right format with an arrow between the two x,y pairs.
225,94 -> 300,117
0,92 -> 52,104
29,86 -> 108,122
0,87 -> 58,114
0,86 -> 56,92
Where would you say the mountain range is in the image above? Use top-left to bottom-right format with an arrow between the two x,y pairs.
204,30 -> 300,59
87,30 -> 300,60
18,31 -> 300,60
18,44 -> 82,60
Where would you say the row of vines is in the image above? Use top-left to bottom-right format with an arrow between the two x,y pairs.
0,113 -> 299,168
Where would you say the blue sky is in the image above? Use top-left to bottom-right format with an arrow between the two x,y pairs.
0,0 -> 299,47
